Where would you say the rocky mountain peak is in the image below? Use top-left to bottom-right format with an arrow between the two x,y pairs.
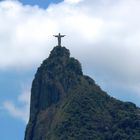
27,46 -> 83,122
38,46 -> 82,77
25,46 -> 140,140
49,46 -> 70,59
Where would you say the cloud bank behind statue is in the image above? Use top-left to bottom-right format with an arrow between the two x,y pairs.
1,0 -> 140,124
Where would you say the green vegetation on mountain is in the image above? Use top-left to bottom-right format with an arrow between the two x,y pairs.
25,46 -> 140,140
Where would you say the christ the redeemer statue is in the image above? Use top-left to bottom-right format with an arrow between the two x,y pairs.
53,33 -> 66,46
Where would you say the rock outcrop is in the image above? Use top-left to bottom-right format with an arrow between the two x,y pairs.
25,46 -> 140,140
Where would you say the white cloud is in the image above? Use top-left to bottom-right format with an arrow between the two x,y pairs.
3,88 -> 30,123
64,0 -> 83,4
0,0 -> 140,106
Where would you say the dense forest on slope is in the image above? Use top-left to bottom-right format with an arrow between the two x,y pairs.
25,46 -> 140,140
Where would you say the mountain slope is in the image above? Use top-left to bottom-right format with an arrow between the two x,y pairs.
25,46 -> 140,140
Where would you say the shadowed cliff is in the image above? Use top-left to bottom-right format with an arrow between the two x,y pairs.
25,46 -> 140,140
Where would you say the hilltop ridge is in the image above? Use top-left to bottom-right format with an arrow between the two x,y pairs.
25,46 -> 140,140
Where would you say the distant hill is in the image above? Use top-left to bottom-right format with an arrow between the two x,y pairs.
25,46 -> 140,140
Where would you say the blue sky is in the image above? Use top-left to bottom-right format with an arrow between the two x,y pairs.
0,0 -> 140,140
0,65 -> 35,139
19,0 -> 63,8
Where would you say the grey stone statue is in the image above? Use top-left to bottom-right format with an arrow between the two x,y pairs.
53,33 -> 66,46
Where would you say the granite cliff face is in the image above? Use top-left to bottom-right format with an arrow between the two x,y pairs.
25,46 -> 140,140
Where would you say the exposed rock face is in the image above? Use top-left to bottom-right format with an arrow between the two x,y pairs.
25,46 -> 140,140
